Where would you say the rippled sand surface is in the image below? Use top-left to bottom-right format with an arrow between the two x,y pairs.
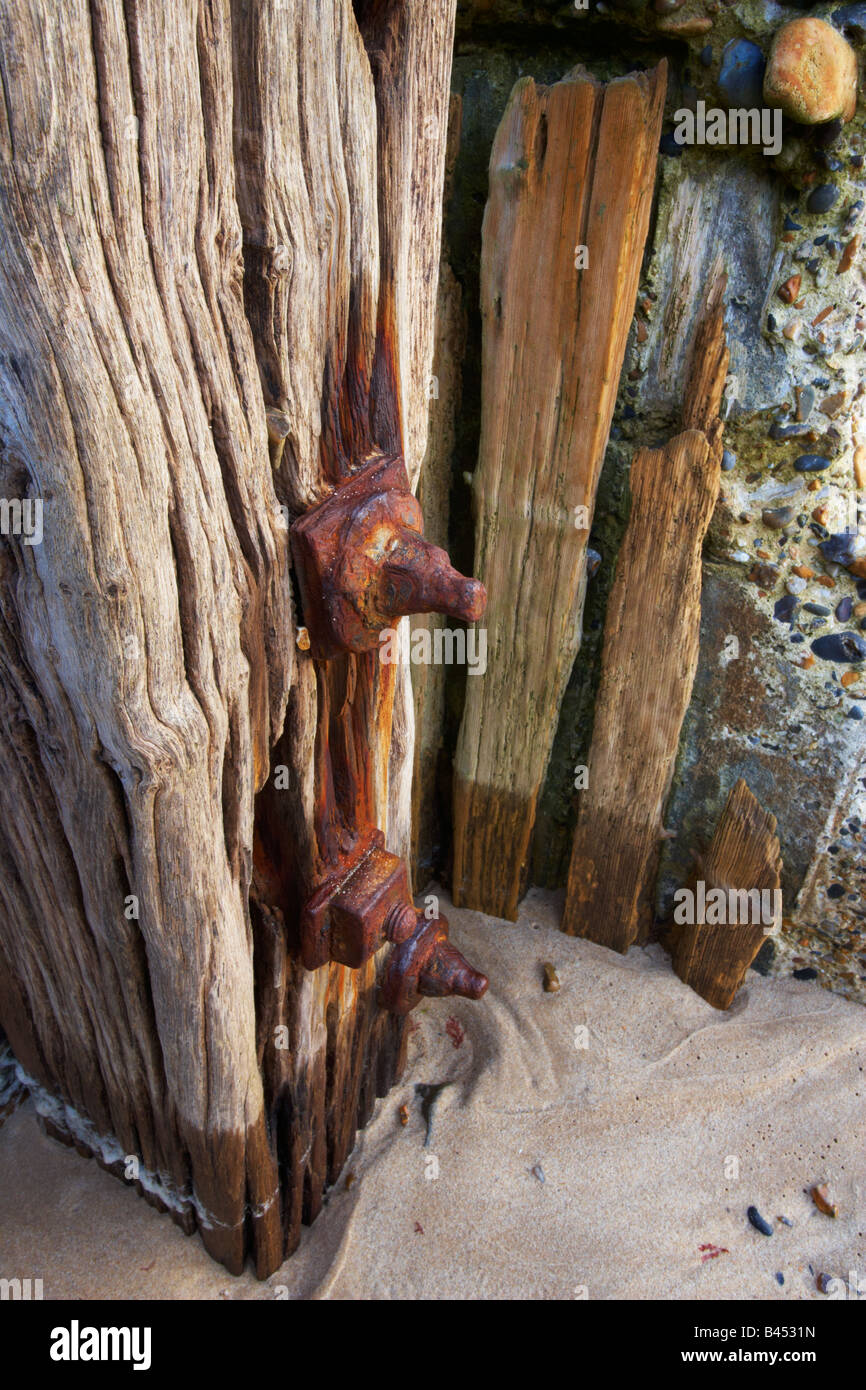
1,888 -> 863,1300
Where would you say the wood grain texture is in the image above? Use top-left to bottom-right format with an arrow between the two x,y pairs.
561,271 -> 728,953
452,63 -> 666,921
668,779 -> 783,1010
0,0 -> 455,1276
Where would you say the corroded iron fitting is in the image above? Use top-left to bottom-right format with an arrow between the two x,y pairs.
290,453 -> 486,658
380,912 -> 489,1016
299,838 -> 487,1015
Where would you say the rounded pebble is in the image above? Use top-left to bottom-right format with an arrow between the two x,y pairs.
719,39 -> 766,110
794,454 -> 831,472
763,18 -> 858,125
763,506 -> 795,529
811,631 -> 866,662
807,184 -> 840,214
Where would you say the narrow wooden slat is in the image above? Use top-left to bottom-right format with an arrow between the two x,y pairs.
668,780 -> 783,1009
452,63 -> 666,921
562,272 -> 729,951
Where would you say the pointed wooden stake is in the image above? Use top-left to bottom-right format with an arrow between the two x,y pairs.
562,269 -> 728,950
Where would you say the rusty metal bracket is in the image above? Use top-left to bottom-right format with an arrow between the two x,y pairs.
292,451 -> 489,1013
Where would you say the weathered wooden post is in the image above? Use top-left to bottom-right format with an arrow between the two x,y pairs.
0,0 -> 486,1277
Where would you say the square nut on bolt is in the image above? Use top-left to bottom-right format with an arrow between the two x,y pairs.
300,835 -> 415,972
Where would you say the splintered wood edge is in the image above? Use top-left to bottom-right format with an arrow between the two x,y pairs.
682,261 -> 730,434
562,262 -> 727,951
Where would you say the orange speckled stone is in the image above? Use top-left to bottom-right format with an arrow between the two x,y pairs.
763,18 -> 858,125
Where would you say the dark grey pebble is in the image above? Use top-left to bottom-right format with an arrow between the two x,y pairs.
804,602 -> 831,616
806,258 -> 821,274
748,1206 -> 773,1236
775,595 -> 799,623
827,883 -> 845,898
797,386 -> 815,418
814,234 -> 829,246
790,633 -> 805,643
767,313 -> 777,332
807,184 -> 839,214
811,632 -> 866,662
836,596 -> 854,621
848,705 -> 864,719
783,212 -> 803,231
794,454 -> 831,472
793,967 -> 818,980
775,1272 -> 784,1286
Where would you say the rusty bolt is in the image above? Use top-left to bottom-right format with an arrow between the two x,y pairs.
380,913 -> 488,1016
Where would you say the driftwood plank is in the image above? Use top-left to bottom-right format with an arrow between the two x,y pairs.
452,63 -> 666,921
668,780 -> 783,1009
562,273 -> 728,952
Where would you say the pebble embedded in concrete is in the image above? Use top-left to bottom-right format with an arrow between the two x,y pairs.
763,18 -> 858,126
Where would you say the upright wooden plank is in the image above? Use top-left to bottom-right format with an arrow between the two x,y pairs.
668,780 -> 783,1009
562,274 -> 728,952
452,64 -> 666,921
